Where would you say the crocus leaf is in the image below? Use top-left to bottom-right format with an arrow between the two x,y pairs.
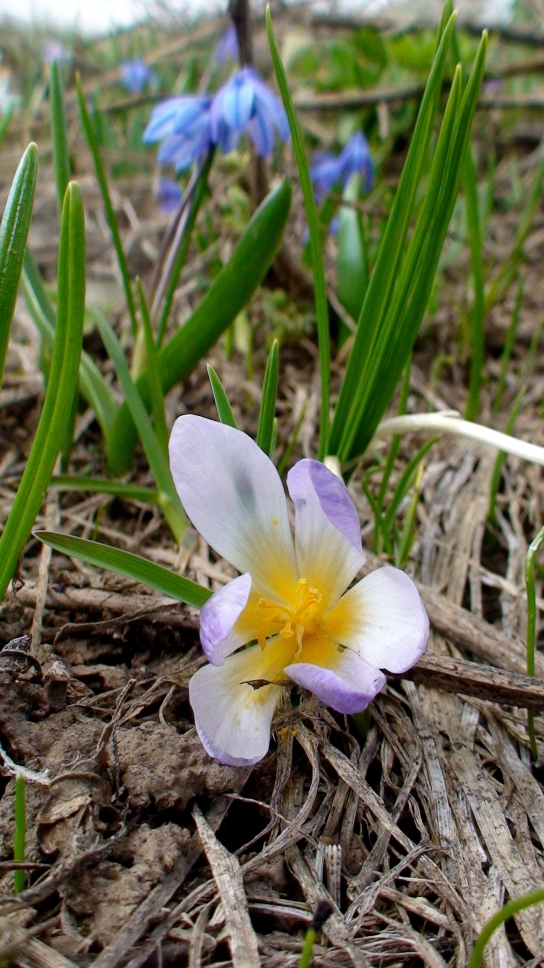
0,182 -> 86,601
207,364 -> 237,427
256,339 -> 279,458
0,144 -> 38,391
35,531 -> 211,609
50,60 -> 71,221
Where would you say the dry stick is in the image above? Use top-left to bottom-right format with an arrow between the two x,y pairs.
193,805 -> 260,968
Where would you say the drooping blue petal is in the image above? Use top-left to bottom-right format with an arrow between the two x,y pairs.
310,153 -> 345,202
119,59 -> 157,95
247,110 -> 275,159
143,96 -> 211,144
340,131 -> 375,193
210,67 -> 287,158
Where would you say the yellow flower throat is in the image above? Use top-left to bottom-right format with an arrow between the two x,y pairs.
257,578 -> 322,659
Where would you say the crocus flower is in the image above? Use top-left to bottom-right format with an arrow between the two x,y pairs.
311,131 -> 374,202
156,179 -> 182,213
169,416 -> 429,767
214,24 -> 239,65
144,96 -> 213,172
119,58 -> 158,95
210,66 -> 289,158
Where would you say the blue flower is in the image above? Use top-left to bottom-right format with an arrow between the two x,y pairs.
156,180 -> 182,213
144,96 -> 213,172
214,24 -> 239,65
210,67 -> 289,159
311,131 -> 374,202
43,40 -> 69,65
119,59 -> 157,95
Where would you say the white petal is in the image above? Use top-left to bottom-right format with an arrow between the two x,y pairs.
189,644 -> 288,766
169,416 -> 297,600
286,459 -> 365,608
322,566 -> 429,673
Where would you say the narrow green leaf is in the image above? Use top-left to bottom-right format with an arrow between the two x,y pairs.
337,175 -> 368,327
137,280 -> 169,458
0,144 -> 38,390
35,531 -> 211,609
257,339 -> 279,456
0,182 -> 86,601
50,61 -> 71,221
94,310 -> 187,543
13,775 -> 26,895
266,6 -> 330,459
329,11 -> 458,455
464,147 -> 485,420
156,149 -> 214,345
207,364 -> 237,427
51,476 -> 161,504
107,178 -> 291,476
469,889 -> 544,968
76,74 -> 138,338
21,249 -> 117,438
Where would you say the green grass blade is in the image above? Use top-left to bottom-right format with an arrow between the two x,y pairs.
0,144 -> 38,390
107,178 -> 291,476
13,775 -> 26,895
207,364 -> 237,427
21,250 -> 117,439
36,531 -> 210,608
329,11 -> 458,454
257,339 -> 279,457
464,147 -> 485,420
156,149 -> 214,346
50,61 -> 71,221
76,74 -> 138,338
468,889 -> 544,968
266,6 -> 330,459
337,175 -> 368,327
0,182 -> 86,601
51,476 -> 161,504
94,310 -> 187,543
137,280 -> 169,458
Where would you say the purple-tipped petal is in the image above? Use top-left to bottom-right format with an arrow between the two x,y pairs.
323,566 -> 429,674
200,573 -> 252,665
287,458 -> 365,609
286,647 -> 385,714
189,645 -> 284,766
169,416 -> 297,601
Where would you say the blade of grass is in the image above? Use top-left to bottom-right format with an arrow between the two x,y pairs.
0,144 -> 38,389
50,61 -> 71,221
329,10 -> 458,455
35,531 -> 210,608
155,148 -> 214,345
107,178 -> 291,475
94,310 -> 187,543
464,146 -> 485,420
256,339 -> 279,457
51,476 -> 161,504
21,253 -> 117,440
76,73 -> 138,338
266,6 -> 330,459
207,364 -> 237,427
136,280 -> 169,458
0,182 -> 86,601
468,890 -> 544,968
13,775 -> 26,895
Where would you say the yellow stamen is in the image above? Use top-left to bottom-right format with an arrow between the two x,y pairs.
256,578 -> 323,652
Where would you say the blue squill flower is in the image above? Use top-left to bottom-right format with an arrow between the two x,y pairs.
119,59 -> 157,95
311,131 -> 374,202
156,180 -> 182,213
215,24 -> 239,65
210,67 -> 289,159
144,96 -> 213,172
